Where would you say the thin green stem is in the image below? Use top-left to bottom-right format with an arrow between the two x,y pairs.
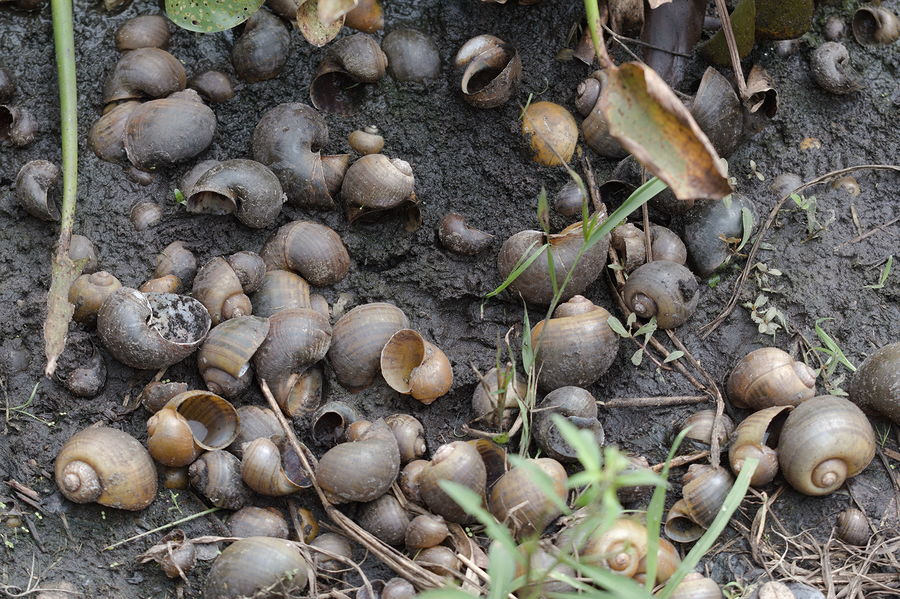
51,0 -> 77,247
583,0 -> 613,70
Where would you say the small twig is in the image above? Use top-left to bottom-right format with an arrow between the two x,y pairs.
850,204 -> 864,237
834,215 -> 900,250
641,203 -> 653,263
651,450 -> 709,472
104,507 -> 221,551
600,22 -> 693,57
712,0 -> 748,99
599,395 -> 707,408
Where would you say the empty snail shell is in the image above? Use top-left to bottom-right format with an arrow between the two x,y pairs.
139,381 -> 188,413
469,439 -> 508,490
534,387 -> 604,461
415,546 -> 460,577
146,391 -> 239,467
651,225 -> 688,265
382,29 -> 440,82
689,67 -> 743,158
399,459 -> 428,504
312,401 -> 361,446
521,101 -> 578,166
665,465 -> 734,542
852,6 -> 899,45
490,458 -> 567,539
848,342 -> 900,425
316,419 -> 401,503
667,572 -> 722,599
622,260 -> 699,329
69,271 -> 121,325
356,493 -> 410,546
345,0 -> 383,32
419,441 -> 487,523
97,288 -> 211,370
56,332 -> 106,398
251,270 -> 311,319
438,213 -> 493,255
531,296 -> 619,391
824,17 -> 845,42
678,195 -> 754,277
310,533 -> 354,574
311,33 -> 388,114
89,100 -> 140,164
198,316 -> 269,398
680,409 -> 734,446
810,42 -> 863,95
103,48 -> 185,104
259,220 -> 350,287
728,405 -> 790,486
778,396 -> 875,496
153,241 -> 196,286
554,180 -> 587,217
341,154 -> 417,220
189,450 -> 250,510
130,202 -> 163,231
139,275 -> 180,293
203,537 -> 308,599
55,426 -> 157,510
16,160 -> 60,221
454,35 -> 521,109
232,8 -> 289,82
328,303 -> 410,391
405,514 -> 449,549
115,15 -> 170,51
229,506 -> 289,539
836,508 -> 869,545
272,363 -> 325,419
611,223 -> 647,272
191,258 -> 253,326
575,71 -> 627,159
472,364 -> 524,430
185,159 -> 285,229
727,348 -> 817,409
188,70 -> 234,104
381,330 -> 453,404
241,436 -> 313,496
228,406 -> 281,457
252,308 -> 332,391
0,104 -> 37,147
349,125 -> 384,155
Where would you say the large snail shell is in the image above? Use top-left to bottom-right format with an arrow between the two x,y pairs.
498,221 -> 610,306
252,308 -> 332,388
665,465 -> 733,542
316,419 -> 401,503
727,348 -> 817,409
259,220 -> 350,286
189,449 -> 251,510
229,506 -> 289,539
192,257 -> 253,326
531,296 -> 619,392
836,508 -> 870,546
778,396 -> 875,496
533,386 -> 604,461
454,35 -> 521,109
97,288 -> 211,370
667,572 -> 722,599
69,271 -> 122,325
622,260 -> 699,329
728,405 -> 790,487
103,48 -> 185,104
241,437 -> 313,496
405,514 -> 449,549
341,154 -> 416,214
251,270 -> 311,318
198,316 -> 269,399
489,458 -> 567,539
356,493 -> 410,546
228,406 -> 282,457
689,67 -> 743,158
203,537 -> 308,599
123,89 -> 216,171
146,391 -> 239,467
381,329 -> 453,404
16,160 -> 60,221
419,441 -> 487,523
185,159 -> 285,229
0,104 -> 37,147
382,29 -> 440,82
328,303 -> 410,391
521,101 -> 578,166
232,8 -> 290,83
385,413 -> 427,463
55,426 -> 157,510
153,240 -> 197,286
115,15 -> 170,51
575,72 -> 627,159
89,101 -> 140,164
852,5 -> 900,45
310,33 -> 388,114
848,342 -> 900,425
678,195 -> 754,277
472,365 -> 524,430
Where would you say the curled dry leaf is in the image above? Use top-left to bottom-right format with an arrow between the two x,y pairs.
745,64 -> 778,117
297,0 -> 345,46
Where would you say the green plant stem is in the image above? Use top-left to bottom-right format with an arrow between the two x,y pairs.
583,0 -> 613,69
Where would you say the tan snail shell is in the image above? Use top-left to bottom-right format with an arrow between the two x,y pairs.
419,441 -> 487,523
229,506 -> 289,539
341,154 -> 417,220
260,220 -> 350,287
579,518 -> 680,582
852,5 -> 900,45
521,101 -> 578,166
667,572 -> 723,599
727,348 -> 817,409
836,508 -> 869,546
139,275 -> 180,294
328,303 -> 410,391
272,365 -> 324,420
227,406 -> 281,458
405,514 -> 449,549
197,316 -> 269,399
384,413 -> 427,463
315,419 -> 401,503
680,409 -> 734,446
251,270 -> 311,318
414,546 -> 460,577
203,537 -> 308,598
349,125 -> 384,155
146,391 -> 239,467
240,437 -> 313,496
622,260 -> 699,329
381,329 -> 453,403
252,308 -> 332,393
533,387 -> 604,461
665,465 -> 734,542
69,271 -> 122,325
489,458 -> 567,539
55,426 -> 157,510
728,405 -> 791,486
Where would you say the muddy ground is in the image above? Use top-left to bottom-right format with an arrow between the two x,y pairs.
0,0 -> 898,596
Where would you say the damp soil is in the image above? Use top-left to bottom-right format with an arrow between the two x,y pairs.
1,0 -> 899,596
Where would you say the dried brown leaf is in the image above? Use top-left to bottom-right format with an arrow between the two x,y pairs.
43,253 -> 80,377
746,64 -> 778,117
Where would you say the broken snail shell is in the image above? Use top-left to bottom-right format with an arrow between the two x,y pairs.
316,419 -> 401,503
665,465 -> 733,542
810,42 -> 863,95
197,316 -> 270,398
328,303 -> 410,391
153,240 -> 196,287
690,67 -> 743,158
191,257 -> 254,326
89,100 -> 140,164
232,8 -> 290,82
228,406 -> 281,457
103,47 -> 185,104
385,413 -> 427,463
203,537 -> 307,599
312,401 -> 361,445
727,347 -> 817,409
472,364 -> 524,430
0,104 -> 37,147
188,70 -> 234,104
405,514 -> 449,549
533,387 -> 604,461
438,213 -> 493,255
146,391 -> 239,467
836,508 -> 869,546
848,341 -> 900,425
622,260 -> 699,329
311,33 -> 388,114
381,329 -> 453,404
341,154 -> 417,220
852,5 -> 900,45
356,493 -> 410,546
241,436 -> 313,496
419,441 -> 487,523
521,101 -> 578,166
115,14 -> 170,51
185,159 -> 285,229
348,125 -> 384,155
454,35 -> 521,109
189,449 -> 251,510
229,506 -> 289,539
16,160 -> 60,221
728,405 -> 790,486
382,29 -> 440,82
489,458 -> 567,539
69,271 -> 122,325
56,332 -> 106,398
259,220 -> 350,286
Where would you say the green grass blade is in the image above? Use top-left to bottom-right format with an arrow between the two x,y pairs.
814,318 -> 856,372
486,241 -> 548,299
736,207 -> 754,252
438,481 -> 520,559
508,455 -> 572,518
584,178 -> 667,251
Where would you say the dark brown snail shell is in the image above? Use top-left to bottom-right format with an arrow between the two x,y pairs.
251,270 -> 311,318
610,223 -> 647,272
515,545 -> 576,596
89,100 -> 140,164
678,195 -> 754,277
316,419 -> 401,503
454,35 -> 521,109
139,381 -> 188,414
689,67 -> 743,158
521,101 -> 578,166
229,506 -> 289,539
356,493 -> 410,546
848,342 -> 900,425
312,401 -> 361,445
727,348 -> 817,409
259,220 -> 350,286
188,70 -> 234,104
103,48 -> 186,104
146,391 -> 239,467
252,308 -> 332,391
97,288 -> 211,370
345,0 -> 383,33
55,426 -> 157,510
728,405 -> 790,486
115,15 -> 170,51
16,160 -> 60,221
531,296 -> 619,391
327,303 -> 410,391
665,465 -> 733,542
310,33 -> 388,114
381,29 -> 440,82
67,233 -> 99,272
241,436 -> 313,496
489,458 -> 567,539
188,449 -> 251,510
419,441 -> 487,523
852,5 -> 900,45
203,537 -> 308,598
0,104 -> 37,147
381,329 -> 453,404
405,514 -> 449,549
439,213 -> 493,255
232,8 -> 290,83
534,387 -> 604,461
554,180 -> 587,217
197,316 -> 270,398
56,332 -> 106,398
836,508 -> 869,545
185,159 -> 285,229
810,42 -> 863,95
153,241 -> 197,287
414,546 -> 460,577
575,71 -> 627,159
69,271 -> 122,325
226,251 -> 266,293
228,406 -> 281,457
341,154 -> 417,220
472,365 -> 524,430
622,260 -> 699,329
384,413 -> 427,463
348,125 -> 384,155
191,257 -> 253,326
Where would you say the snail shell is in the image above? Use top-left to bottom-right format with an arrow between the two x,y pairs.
848,342 -> 900,425
810,42 -> 863,95
533,386 -> 604,461
727,347 -> 817,409
385,413 -> 427,463
103,48 -> 185,104
252,308 -> 332,390
348,125 -> 384,155
405,514 -> 449,549
470,439 -> 508,490
115,15 -> 170,51
139,381 -> 188,414
345,0 -> 383,32
192,257 -> 253,326
227,406 -> 281,458
241,437 -> 313,496
69,271 -> 121,325
728,405 -> 791,486
185,159 -> 285,229
272,365 -> 324,420
310,532 -> 354,574
124,89 -> 215,171
382,29 -> 441,82
521,101 -> 578,166
316,419 -> 401,503
312,401 -> 361,445
130,202 -> 163,231
68,234 -> 99,274
516,544 -> 576,596
667,572 -> 723,599
489,458 -> 567,539
328,303 -> 410,391
575,72 -> 627,159
531,296 -> 619,391
139,275 -> 180,294
610,223 -> 646,272
622,260 -> 699,329
232,8 -> 290,82
414,546 -> 460,577
554,180 -> 587,217
419,441 -> 487,523
197,316 -> 269,398
689,67 -> 743,158
680,409 -> 734,446
188,70 -> 234,104
188,450 -> 250,510
55,426 -> 157,510
852,5 -> 900,45
472,364 -> 524,430
226,251 -> 266,294
438,213 -> 493,255
56,332 -> 106,398
454,35 -> 521,109
778,396 -> 875,496
356,493 -> 410,546
16,160 -> 60,221
399,459 -> 428,504
651,225 -> 688,265
203,537 -> 308,598
153,240 -> 196,286
146,391 -> 239,467
251,270 -> 311,318
341,154 -> 416,216
0,104 -> 37,147
678,195 -> 754,277
578,518 -> 647,578
229,506 -> 289,539
160,466 -> 188,489
381,329 -> 453,404
665,465 -> 733,542
97,288 -> 211,370
310,33 -> 388,114
259,220 -> 350,287
89,101 -> 140,164
836,508 -> 869,545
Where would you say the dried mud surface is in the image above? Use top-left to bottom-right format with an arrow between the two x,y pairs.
0,0 -> 898,596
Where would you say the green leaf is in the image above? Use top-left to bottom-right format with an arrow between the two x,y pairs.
863,255 -> 893,289
736,207 -> 754,252
174,188 -> 185,205
634,317 -> 657,338
663,350 -> 684,363
551,415 -> 601,473
537,186 -> 550,235
485,241 -> 548,299
606,315 -> 631,338
631,348 -> 644,366
487,541 -> 518,599
437,481 -> 520,559
522,305 -> 535,372
814,318 -> 856,372
165,0 -> 263,32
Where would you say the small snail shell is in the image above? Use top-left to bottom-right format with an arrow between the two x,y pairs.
232,8 -> 290,82
534,387 -> 604,461
623,260 -> 699,329
651,225 -> 688,265
419,441 -> 487,523
160,466 -> 188,489
191,257 -> 253,326
617,454 -> 653,505
310,33 -> 388,114
341,154 -> 416,219
414,546 -> 460,577
115,15 -> 170,51
153,241 -> 196,286
836,508 -> 869,545
226,251 -> 266,294
252,308 -> 332,389
489,458 -> 567,539
67,234 -> 99,274
241,437 -> 313,496
103,48 -> 185,104
130,202 -> 163,231
385,413 -> 427,463
554,180 -> 587,217
69,271 -> 121,325
89,101 -> 140,164
259,220 -> 350,287
139,529 -> 196,579
531,296 -> 619,391
810,42 -> 863,95
521,101 -> 578,166
665,465 -> 733,542
139,381 -> 188,413
680,409 -> 734,446
312,401 -> 362,445
454,35 -> 521,109
580,518 -> 648,577
0,104 -> 37,147
848,342 -> 900,425
472,364 -> 524,430
771,173 -> 802,198
778,396 -> 875,496
316,419 -> 401,503
273,365 -> 324,420
328,303 -> 410,391
311,532 -> 354,574
185,159 -> 285,229
345,0 -> 383,33
146,391 -> 239,467
203,537 -> 308,598
251,270 -> 311,319
381,329 -> 453,404
56,332 -> 106,398
689,67 -> 743,158
405,514 -> 449,549
399,459 -> 428,504
729,406 -> 791,487
438,213 -> 493,255
188,70 -> 234,104
382,29 -> 440,82
610,223 -> 646,272
356,493 -> 410,546
575,71 -> 627,159
727,348 -> 817,409
229,506 -> 289,539
667,572 -> 723,599
824,17 -> 845,42
188,450 -> 250,510
678,195 -> 754,277
139,275 -> 180,294
197,316 -> 269,399
55,426 -> 157,510
852,5 -> 900,45
16,160 -> 60,221
349,125 -> 384,155
228,406 -> 281,458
